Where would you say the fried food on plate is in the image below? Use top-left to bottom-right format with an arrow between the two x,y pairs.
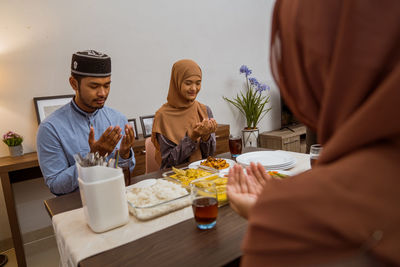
200,156 -> 229,170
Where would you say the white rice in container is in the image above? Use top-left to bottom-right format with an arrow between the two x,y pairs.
126,179 -> 190,220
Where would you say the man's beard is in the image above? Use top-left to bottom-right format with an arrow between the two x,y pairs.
77,86 -> 106,111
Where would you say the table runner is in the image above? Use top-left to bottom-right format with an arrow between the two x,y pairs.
53,206 -> 193,267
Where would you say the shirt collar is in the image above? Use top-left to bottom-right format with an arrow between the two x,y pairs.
70,97 -> 100,118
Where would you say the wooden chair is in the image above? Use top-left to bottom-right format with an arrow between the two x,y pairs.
145,137 -> 160,173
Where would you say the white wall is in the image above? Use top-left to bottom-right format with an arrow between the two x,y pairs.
0,0 -> 278,241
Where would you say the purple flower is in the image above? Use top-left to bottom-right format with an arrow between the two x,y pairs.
239,65 -> 252,77
257,83 -> 269,93
248,77 -> 259,87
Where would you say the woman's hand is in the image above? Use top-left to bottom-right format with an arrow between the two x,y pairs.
189,119 -> 217,142
200,119 -> 217,141
245,162 -> 272,194
227,162 -> 272,219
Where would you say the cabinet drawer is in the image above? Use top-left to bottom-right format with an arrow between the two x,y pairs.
259,124 -> 306,153
215,138 -> 229,155
282,139 -> 300,152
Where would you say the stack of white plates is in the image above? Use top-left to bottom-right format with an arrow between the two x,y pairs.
236,151 -> 296,170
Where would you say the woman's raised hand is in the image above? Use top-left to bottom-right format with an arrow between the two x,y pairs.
206,118 -> 218,133
227,162 -> 272,219
189,118 -> 217,142
245,162 -> 272,194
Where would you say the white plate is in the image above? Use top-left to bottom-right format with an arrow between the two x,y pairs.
127,179 -> 157,189
264,161 -> 296,170
188,158 -> 237,171
236,151 -> 296,169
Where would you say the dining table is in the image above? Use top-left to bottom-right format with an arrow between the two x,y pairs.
44,147 -> 311,267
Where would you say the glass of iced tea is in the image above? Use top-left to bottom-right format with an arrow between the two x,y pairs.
190,181 -> 218,230
309,144 -> 323,168
229,135 -> 242,159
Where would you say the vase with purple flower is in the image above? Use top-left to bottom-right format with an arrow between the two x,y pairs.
223,65 -> 272,147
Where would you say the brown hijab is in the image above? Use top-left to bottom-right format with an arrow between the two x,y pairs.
152,59 -> 208,163
242,0 -> 400,266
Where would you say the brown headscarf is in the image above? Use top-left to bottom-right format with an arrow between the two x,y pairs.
152,59 -> 208,163
242,0 -> 400,266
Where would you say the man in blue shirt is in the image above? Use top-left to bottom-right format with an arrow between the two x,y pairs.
37,50 -> 136,195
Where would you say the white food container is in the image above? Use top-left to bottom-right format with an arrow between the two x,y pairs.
78,165 -> 129,233
126,179 -> 191,221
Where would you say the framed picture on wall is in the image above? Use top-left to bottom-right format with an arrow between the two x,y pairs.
128,118 -> 139,140
139,115 -> 155,138
33,95 -> 74,125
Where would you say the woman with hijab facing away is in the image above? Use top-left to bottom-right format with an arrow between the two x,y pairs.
227,0 -> 400,266
152,59 -> 217,169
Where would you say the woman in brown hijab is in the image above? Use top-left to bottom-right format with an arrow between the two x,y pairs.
152,59 -> 217,169
227,0 -> 400,266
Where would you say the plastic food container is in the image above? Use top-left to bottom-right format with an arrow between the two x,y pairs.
192,176 -> 228,207
126,179 -> 191,221
78,166 -> 129,233
162,166 -> 219,188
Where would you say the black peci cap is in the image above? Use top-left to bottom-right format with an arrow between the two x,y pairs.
71,50 -> 111,77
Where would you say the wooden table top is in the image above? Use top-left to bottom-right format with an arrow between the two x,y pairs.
0,152 -> 39,172
44,148 -> 263,267
80,205 -> 246,267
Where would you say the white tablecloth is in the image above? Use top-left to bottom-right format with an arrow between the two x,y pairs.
52,151 -> 310,267
285,151 -> 311,175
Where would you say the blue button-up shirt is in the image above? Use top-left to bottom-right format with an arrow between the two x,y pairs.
37,100 -> 135,195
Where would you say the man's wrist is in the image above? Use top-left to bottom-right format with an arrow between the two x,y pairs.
120,149 -> 131,159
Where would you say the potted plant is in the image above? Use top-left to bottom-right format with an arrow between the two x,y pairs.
2,131 -> 24,157
223,65 -> 271,147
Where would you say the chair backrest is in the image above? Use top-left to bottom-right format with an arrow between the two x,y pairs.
145,137 -> 160,173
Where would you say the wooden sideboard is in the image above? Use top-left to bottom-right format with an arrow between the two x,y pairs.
132,124 -> 230,177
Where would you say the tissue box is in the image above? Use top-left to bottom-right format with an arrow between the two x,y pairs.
78,166 -> 129,233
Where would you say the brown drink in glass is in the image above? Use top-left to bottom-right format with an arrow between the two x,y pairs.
191,182 -> 218,229
229,135 -> 242,158
192,197 -> 218,225
310,157 -> 318,168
